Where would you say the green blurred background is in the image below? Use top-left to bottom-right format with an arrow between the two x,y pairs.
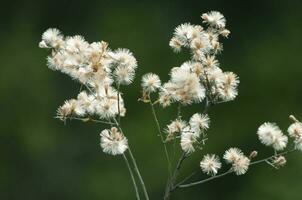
1,0 -> 302,199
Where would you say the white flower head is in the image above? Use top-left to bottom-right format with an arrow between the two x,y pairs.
100,127 -> 128,155
114,65 -> 135,85
288,122 -> 302,139
169,37 -> 184,52
257,122 -> 288,151
166,119 -> 187,134
201,11 -> 226,28
65,35 -> 89,53
56,99 -> 76,120
110,48 -> 137,70
294,137 -> 302,151
223,147 -> 244,164
200,154 -> 221,176
40,28 -> 64,49
169,67 -> 206,105
141,73 -> 161,93
232,155 -> 250,175
180,131 -> 197,154
189,113 -> 210,132
217,72 -> 239,101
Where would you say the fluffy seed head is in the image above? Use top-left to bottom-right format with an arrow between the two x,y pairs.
141,73 -> 161,93
100,127 -> 128,155
200,154 -> 221,176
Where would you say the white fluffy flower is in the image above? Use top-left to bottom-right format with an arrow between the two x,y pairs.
180,131 -> 197,153
223,147 -> 250,175
232,155 -> 250,175
65,35 -> 89,53
201,11 -> 226,28
200,154 -> 221,176
294,137 -> 302,151
288,122 -> 302,139
166,119 -> 187,134
189,113 -> 210,132
141,73 -> 161,92
114,65 -> 135,85
257,122 -> 288,151
169,37 -> 184,52
217,72 -> 239,101
110,48 -> 137,70
169,67 -> 206,104
100,127 -> 128,155
40,28 -> 64,48
223,148 -> 244,164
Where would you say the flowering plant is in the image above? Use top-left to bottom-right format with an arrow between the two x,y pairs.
40,11 -> 301,200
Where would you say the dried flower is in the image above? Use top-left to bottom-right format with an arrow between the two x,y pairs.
257,122 -> 288,151
200,154 -> 221,176
141,73 -> 161,93
189,113 -> 210,132
100,127 -> 128,155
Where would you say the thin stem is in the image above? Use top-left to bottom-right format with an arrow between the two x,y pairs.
113,118 -> 150,200
178,170 -> 233,188
148,95 -> 172,178
128,148 -> 150,200
177,148 -> 297,189
62,116 -> 115,125
164,152 -> 187,199
117,84 -> 121,124
122,154 -> 141,200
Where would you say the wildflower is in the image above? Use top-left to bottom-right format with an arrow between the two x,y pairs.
232,155 -> 250,175
223,148 -> 244,164
56,99 -> 76,120
189,113 -> 210,132
257,123 -> 288,151
201,11 -> 226,28
288,122 -> 302,139
200,154 -> 221,176
65,35 -> 89,53
273,156 -> 287,168
114,65 -> 135,85
100,127 -> 128,155
169,67 -> 206,104
169,37 -> 184,52
166,119 -> 187,134
180,131 -> 197,153
217,72 -> 239,101
294,137 -> 302,151
110,48 -> 137,70
141,73 -> 161,93
40,28 -> 64,49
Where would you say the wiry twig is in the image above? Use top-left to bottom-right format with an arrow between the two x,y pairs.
177,148 -> 297,189
113,118 -> 150,200
148,95 -> 172,178
60,116 -> 115,125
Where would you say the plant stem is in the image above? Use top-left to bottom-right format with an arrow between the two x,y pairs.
177,148 -> 297,189
148,96 -> 172,178
63,117 -> 115,125
164,152 -> 187,199
113,118 -> 150,200
123,154 -> 141,200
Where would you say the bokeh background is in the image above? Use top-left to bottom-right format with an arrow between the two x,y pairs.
1,0 -> 302,199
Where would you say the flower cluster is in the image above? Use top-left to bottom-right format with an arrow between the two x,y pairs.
257,117 -> 302,152
199,148 -> 250,177
164,113 -> 210,153
40,28 -> 137,155
141,11 -> 238,107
